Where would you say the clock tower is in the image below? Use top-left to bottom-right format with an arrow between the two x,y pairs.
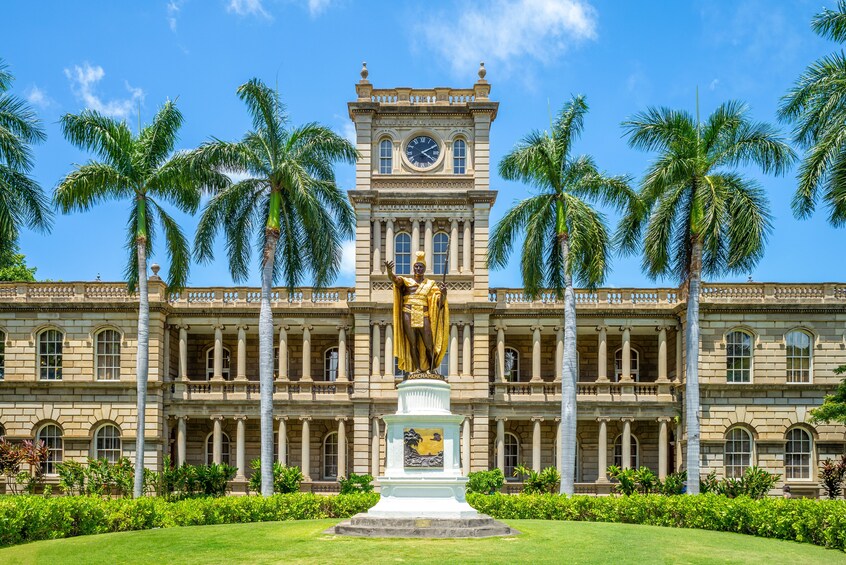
347,63 -> 499,471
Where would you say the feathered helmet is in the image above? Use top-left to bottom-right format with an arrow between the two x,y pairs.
414,251 -> 426,268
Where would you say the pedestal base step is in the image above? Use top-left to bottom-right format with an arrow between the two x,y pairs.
327,513 -> 518,538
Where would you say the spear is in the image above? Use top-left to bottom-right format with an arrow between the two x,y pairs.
442,239 -> 450,286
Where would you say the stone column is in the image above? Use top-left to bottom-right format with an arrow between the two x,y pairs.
532,417 -> 542,472
424,218 -> 433,269
596,418 -> 609,482
384,323 -> 393,377
337,325 -> 348,382
235,416 -> 246,479
657,326 -> 668,382
385,219 -> 395,265
236,325 -> 247,381
178,326 -> 188,381
371,417 -> 380,476
337,418 -> 347,479
278,326 -> 288,380
675,324 -> 682,382
495,418 -> 505,471
675,420 -> 683,473
411,218 -> 421,255
302,325 -> 312,382
372,219 -> 381,273
162,324 -> 171,381
462,417 -> 471,475
449,324 -> 459,377
449,219 -> 459,274
301,417 -> 311,480
496,325 -> 506,382
555,326 -> 564,381
622,418 -> 632,469
176,416 -> 187,466
371,322 -> 381,376
597,326 -> 608,382
212,416 -> 223,464
621,327 -> 632,382
531,325 -> 542,382
461,323 -> 472,376
213,325 -> 224,381
462,219 -> 472,273
277,417 -> 287,465
658,417 -> 670,480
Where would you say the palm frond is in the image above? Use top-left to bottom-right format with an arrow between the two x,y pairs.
622,107 -> 697,154
60,110 -> 133,173
138,100 -> 183,171
150,199 -> 191,291
0,164 -> 52,234
551,95 -> 588,158
813,0 -> 846,43
498,130 -> 558,190
0,93 -> 46,171
54,162 -> 131,213
237,79 -> 284,160
124,200 -> 156,292
718,174 -> 772,275
487,194 -> 553,270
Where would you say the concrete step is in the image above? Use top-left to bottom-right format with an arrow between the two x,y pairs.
327,513 -> 518,538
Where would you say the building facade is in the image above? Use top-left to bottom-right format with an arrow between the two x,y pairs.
0,68 -> 844,496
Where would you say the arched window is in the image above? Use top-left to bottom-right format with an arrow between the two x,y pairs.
433,232 -> 449,275
95,329 -> 121,380
0,329 -> 5,380
725,427 -> 753,478
786,330 -> 812,383
94,424 -> 122,462
379,139 -> 393,174
613,434 -> 639,469
38,329 -> 63,381
324,346 -> 350,382
205,346 -> 231,380
394,233 -> 411,275
453,139 -> 466,174
726,330 -> 753,383
785,428 -> 813,480
37,424 -> 63,474
323,432 -> 338,479
504,347 -> 520,382
504,432 -> 520,479
614,348 -> 639,381
205,432 -> 231,465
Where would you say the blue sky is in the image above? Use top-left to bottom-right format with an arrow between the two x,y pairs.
2,0 -> 842,288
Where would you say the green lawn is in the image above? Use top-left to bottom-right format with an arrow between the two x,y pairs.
1,519 -> 844,565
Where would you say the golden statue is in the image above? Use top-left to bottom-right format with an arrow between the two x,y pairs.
385,251 -> 449,376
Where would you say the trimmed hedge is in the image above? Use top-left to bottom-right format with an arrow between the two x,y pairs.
467,493 -> 846,551
0,493 -> 378,547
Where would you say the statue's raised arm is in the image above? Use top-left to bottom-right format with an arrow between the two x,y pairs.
384,260 -> 401,286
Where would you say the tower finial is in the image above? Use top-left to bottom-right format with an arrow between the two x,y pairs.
478,61 -> 486,81
360,62 -> 369,82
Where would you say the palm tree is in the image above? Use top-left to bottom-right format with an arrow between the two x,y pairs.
487,95 -> 634,495
780,1 -> 846,223
192,79 -> 357,496
618,101 -> 795,494
55,101 -> 226,498
0,58 -> 51,255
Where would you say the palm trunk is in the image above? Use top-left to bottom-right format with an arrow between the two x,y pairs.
559,234 -> 577,495
685,238 -> 702,494
133,238 -> 149,498
259,230 -> 279,496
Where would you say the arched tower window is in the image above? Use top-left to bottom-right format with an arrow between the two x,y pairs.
453,139 -> 466,174
379,139 -> 393,174
433,232 -> 449,275
394,232 -> 411,275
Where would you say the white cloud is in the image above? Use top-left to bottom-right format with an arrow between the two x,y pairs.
64,63 -> 145,119
709,78 -> 720,91
419,0 -> 597,77
307,0 -> 332,16
25,86 -> 52,108
227,0 -> 271,18
340,239 -> 356,278
167,0 -> 184,32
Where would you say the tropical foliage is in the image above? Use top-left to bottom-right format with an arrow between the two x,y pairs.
618,101 -> 795,493
810,364 -> 846,425
191,78 -> 357,496
488,95 -> 634,495
0,244 -> 36,281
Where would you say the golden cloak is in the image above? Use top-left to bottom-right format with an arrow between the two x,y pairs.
392,276 -> 450,373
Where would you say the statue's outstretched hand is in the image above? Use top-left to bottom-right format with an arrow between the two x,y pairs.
384,260 -> 395,273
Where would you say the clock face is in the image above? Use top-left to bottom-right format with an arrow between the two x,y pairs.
405,135 -> 440,168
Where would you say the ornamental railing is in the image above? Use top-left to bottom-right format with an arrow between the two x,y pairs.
489,381 -> 676,402
167,379 -> 353,401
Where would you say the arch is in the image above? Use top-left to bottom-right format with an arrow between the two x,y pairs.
36,422 -> 63,475
452,138 -> 467,174
205,345 -> 231,380
378,137 -> 393,174
323,431 -> 339,480
785,426 -> 814,481
94,327 -> 121,381
613,433 -> 640,469
37,327 -> 64,381
93,423 -> 122,462
433,231 -> 449,275
394,232 -> 412,275
503,347 -> 520,382
204,431 -> 231,466
503,432 -> 520,479
725,328 -> 754,383
613,347 -> 640,382
724,426 -> 754,478
785,328 -> 813,383
324,346 -> 350,382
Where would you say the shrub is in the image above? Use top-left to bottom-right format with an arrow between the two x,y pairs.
820,455 -> 846,499
514,465 -> 560,494
339,473 -> 374,494
606,465 -> 637,495
661,471 -> 687,496
466,468 -> 504,494
248,460 -> 304,494
700,470 -> 719,494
